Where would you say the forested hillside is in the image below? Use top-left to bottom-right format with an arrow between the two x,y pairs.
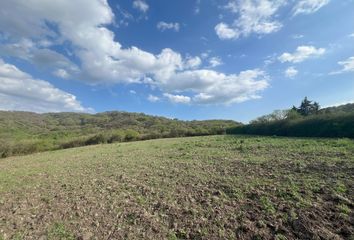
0,111 -> 240,157
227,101 -> 354,138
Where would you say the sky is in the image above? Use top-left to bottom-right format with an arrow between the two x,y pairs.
0,0 -> 353,122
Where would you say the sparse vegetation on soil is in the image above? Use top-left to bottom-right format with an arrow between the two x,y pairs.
0,135 -> 353,239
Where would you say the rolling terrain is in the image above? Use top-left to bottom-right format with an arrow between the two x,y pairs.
0,111 -> 239,158
1,135 -> 353,239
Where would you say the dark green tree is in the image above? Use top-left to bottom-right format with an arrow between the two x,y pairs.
294,97 -> 320,116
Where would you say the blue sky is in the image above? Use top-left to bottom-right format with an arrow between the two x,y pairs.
0,0 -> 353,122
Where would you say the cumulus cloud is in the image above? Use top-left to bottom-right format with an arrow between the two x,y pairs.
0,38 -> 79,76
147,94 -> 160,102
215,23 -> 239,40
53,69 -> 70,79
209,57 -> 223,68
184,56 -> 202,69
159,69 -> 269,105
133,0 -> 149,13
0,0 -> 269,105
284,67 -> 298,78
163,93 -> 191,104
157,22 -> 180,32
292,0 -> 330,16
215,0 -> 285,40
0,59 -> 90,113
278,45 -> 326,63
330,56 -> 354,74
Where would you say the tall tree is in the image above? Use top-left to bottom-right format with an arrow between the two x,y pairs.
295,97 -> 320,116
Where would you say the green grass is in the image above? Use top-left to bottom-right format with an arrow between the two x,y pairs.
47,223 -> 74,240
0,135 -> 353,239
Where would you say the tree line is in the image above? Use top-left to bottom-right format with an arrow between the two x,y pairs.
227,97 -> 354,138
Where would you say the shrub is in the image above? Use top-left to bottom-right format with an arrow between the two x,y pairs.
85,133 -> 108,145
124,129 -> 140,141
108,130 -> 125,143
59,138 -> 87,149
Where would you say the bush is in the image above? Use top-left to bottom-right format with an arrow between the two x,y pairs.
0,140 -> 47,158
60,138 -> 87,149
108,130 -> 125,143
85,133 -> 108,145
124,129 -> 140,141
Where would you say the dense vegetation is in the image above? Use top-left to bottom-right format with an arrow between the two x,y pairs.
0,111 -> 239,158
1,136 -> 353,239
228,99 -> 354,138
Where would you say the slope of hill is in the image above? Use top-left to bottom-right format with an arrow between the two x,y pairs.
0,111 -> 240,157
1,135 -> 353,239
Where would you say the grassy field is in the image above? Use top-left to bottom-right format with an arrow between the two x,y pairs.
0,135 -> 353,239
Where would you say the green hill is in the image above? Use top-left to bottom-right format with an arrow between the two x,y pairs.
0,111 -> 240,157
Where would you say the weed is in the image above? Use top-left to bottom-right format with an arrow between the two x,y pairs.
275,233 -> 288,240
260,196 -> 276,215
47,223 -> 74,240
335,182 -> 347,194
12,232 -> 24,240
338,204 -> 351,215
168,232 -> 178,240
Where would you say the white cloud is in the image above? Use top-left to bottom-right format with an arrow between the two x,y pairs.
278,45 -> 326,63
129,90 -> 136,94
349,33 -> 354,38
147,94 -> 160,102
194,0 -> 201,14
116,4 -> 134,27
159,69 -> 269,105
284,67 -> 298,78
215,23 -> 239,40
201,52 -> 209,59
163,93 -> 191,104
209,57 -> 223,68
0,59 -> 90,113
185,56 -> 202,69
0,38 -> 79,75
216,0 -> 330,40
291,34 -> 304,39
53,69 -> 70,79
0,0 -> 269,105
215,0 -> 285,40
292,0 -> 330,16
330,56 -> 354,74
133,0 -> 149,13
157,22 -> 180,32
